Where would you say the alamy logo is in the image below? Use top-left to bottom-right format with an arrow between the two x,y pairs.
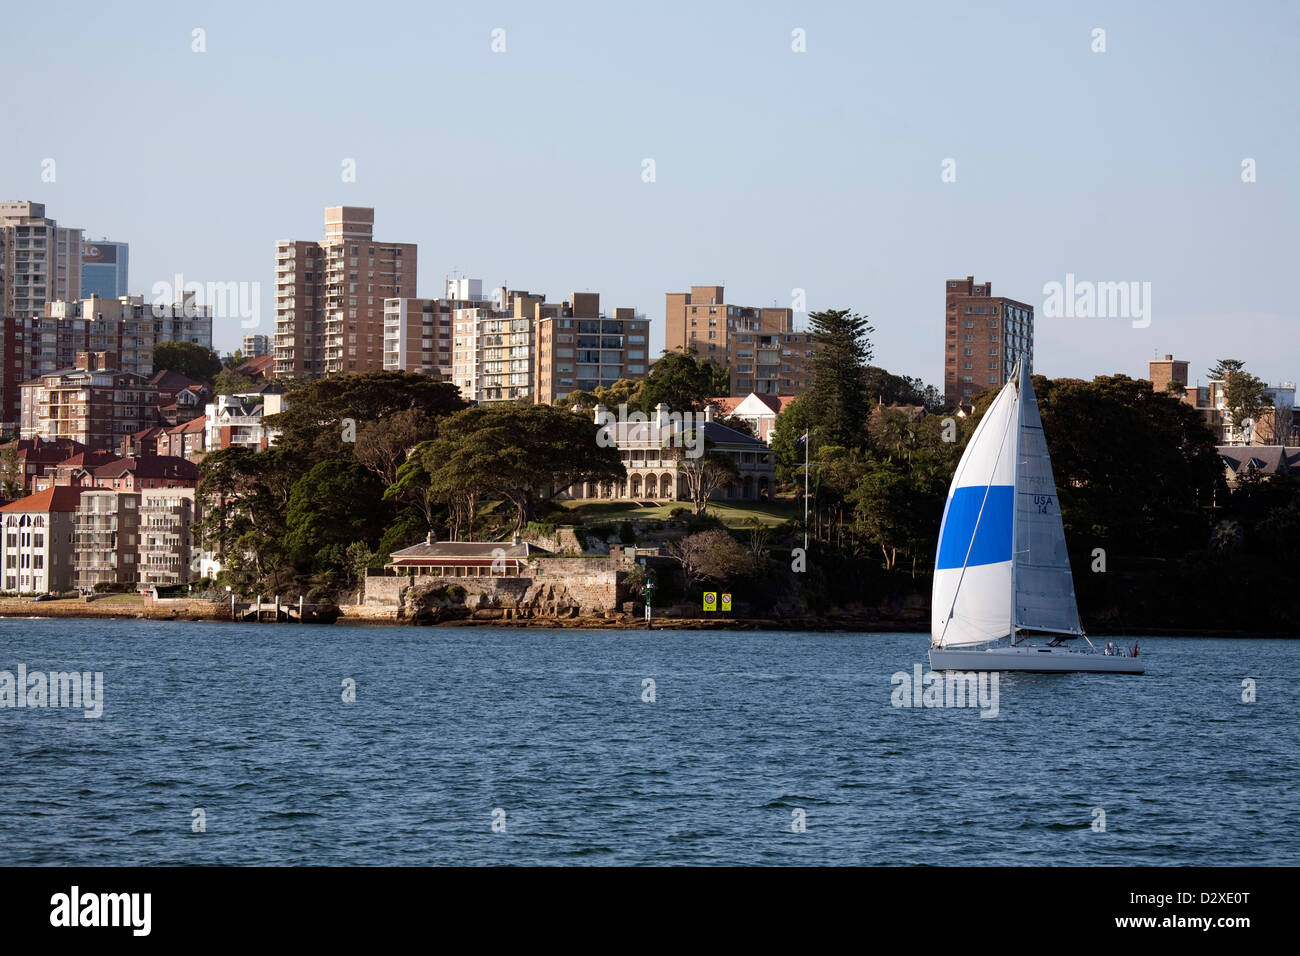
0,664 -> 103,718
50,886 -> 150,936
891,664 -> 999,718
1041,273 -> 1151,328
150,272 -> 261,328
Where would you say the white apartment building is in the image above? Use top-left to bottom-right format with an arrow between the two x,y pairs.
0,486 -> 82,593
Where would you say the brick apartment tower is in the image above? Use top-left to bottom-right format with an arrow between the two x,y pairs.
273,206 -> 416,378
1148,354 -> 1190,394
664,285 -> 815,396
944,276 -> 1035,407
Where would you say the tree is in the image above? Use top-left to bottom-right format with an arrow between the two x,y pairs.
266,371 -> 466,467
1221,367 -> 1271,438
807,308 -> 874,448
1033,374 -> 1224,557
560,378 -> 644,412
223,349 -> 246,370
154,342 -> 223,386
769,394 -> 819,484
665,429 -> 739,515
862,366 -> 942,411
384,440 -> 441,532
196,446 -> 300,596
423,403 -> 625,533
639,348 -> 730,415
664,529 -> 753,595
213,369 -> 256,395
1208,359 -> 1246,381
354,407 -> 440,486
0,445 -> 22,501
283,460 -> 388,576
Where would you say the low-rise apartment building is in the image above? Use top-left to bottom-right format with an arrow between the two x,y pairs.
138,488 -> 196,586
74,490 -> 139,589
18,351 -> 160,450
0,486 -> 81,593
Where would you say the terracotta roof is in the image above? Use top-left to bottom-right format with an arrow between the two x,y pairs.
0,486 -> 83,512
92,456 -> 199,481
148,369 -> 205,391
56,451 -> 118,471
167,415 -> 206,435
235,355 -> 276,376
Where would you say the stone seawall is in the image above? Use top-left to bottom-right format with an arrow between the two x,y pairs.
367,555 -> 631,623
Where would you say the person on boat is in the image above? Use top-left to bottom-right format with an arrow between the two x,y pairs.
1131,641 -> 1139,658
1103,642 -> 1111,655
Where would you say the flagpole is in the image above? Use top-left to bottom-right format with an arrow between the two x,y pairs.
794,431 -> 810,550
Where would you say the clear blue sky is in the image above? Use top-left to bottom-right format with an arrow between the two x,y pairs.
3,0 -> 1296,389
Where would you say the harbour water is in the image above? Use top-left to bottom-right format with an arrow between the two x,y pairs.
1,618 -> 1295,865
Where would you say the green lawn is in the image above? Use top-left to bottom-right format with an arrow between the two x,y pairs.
557,497 -> 801,528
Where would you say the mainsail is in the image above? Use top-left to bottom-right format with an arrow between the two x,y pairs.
930,362 -> 1083,648
1012,362 -> 1084,635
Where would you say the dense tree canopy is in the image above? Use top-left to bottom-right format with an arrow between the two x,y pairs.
638,348 -> 730,415
154,342 -> 223,386
422,402 -> 625,534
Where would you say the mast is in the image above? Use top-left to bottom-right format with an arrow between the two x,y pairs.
1009,357 -> 1022,645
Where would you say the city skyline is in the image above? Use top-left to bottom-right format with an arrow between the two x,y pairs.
1,1 -> 1295,390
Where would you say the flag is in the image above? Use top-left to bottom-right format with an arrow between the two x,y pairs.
795,431 -> 808,445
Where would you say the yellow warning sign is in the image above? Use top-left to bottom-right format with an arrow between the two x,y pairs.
703,591 -> 717,611
721,593 -> 732,611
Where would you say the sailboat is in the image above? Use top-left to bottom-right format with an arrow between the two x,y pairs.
929,360 -> 1143,674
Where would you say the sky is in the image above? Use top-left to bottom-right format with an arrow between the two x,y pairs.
2,0 -> 1296,389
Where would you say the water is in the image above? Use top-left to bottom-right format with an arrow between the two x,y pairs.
0,618 -> 1295,866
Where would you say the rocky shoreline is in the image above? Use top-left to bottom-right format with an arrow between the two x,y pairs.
0,599 -> 1293,637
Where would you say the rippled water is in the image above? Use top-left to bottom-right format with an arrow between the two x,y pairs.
0,618 -> 1295,865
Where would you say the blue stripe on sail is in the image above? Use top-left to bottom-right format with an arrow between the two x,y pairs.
935,485 -> 1014,570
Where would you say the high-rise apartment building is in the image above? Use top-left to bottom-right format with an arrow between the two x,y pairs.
443,287 -> 648,405
943,276 -> 1034,407
273,206 -> 417,378
383,279 -> 491,380
451,290 -> 541,403
80,240 -> 129,299
534,293 -> 649,405
0,201 -> 82,322
664,285 -> 816,396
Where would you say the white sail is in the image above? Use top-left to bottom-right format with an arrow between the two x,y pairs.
1012,363 -> 1084,635
930,375 -> 1019,648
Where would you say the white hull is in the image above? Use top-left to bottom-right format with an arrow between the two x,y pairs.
929,644 -> 1144,674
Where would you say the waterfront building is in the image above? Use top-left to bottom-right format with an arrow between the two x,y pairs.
138,488 -> 197,586
0,486 -> 81,593
74,490 -> 140,589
